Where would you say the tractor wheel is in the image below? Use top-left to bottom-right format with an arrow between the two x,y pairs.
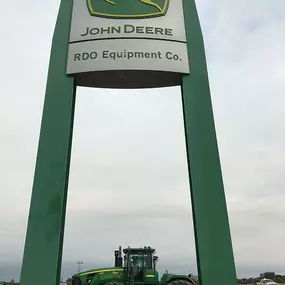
167,279 -> 195,285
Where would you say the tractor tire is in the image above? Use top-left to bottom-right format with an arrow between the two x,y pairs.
167,279 -> 195,285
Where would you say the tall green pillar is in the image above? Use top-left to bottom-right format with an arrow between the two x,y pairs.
181,1 -> 237,285
20,0 -> 75,284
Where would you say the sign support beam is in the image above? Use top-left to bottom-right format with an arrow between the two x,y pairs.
181,1 -> 237,285
20,0 -> 75,284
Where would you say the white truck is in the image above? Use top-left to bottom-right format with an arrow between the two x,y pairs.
257,278 -> 278,285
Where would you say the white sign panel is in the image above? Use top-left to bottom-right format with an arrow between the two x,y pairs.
66,0 -> 189,74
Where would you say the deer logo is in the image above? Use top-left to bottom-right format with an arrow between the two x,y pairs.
87,0 -> 169,19
104,0 -> 163,12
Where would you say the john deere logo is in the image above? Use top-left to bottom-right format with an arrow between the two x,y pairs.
87,0 -> 169,19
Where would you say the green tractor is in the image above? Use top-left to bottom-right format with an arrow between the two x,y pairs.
72,246 -> 195,285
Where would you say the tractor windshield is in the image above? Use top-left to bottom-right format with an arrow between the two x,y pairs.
130,252 -> 152,269
122,247 -> 156,282
124,250 -> 153,281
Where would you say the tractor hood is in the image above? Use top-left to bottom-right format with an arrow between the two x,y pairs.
73,267 -> 124,277
161,273 -> 193,281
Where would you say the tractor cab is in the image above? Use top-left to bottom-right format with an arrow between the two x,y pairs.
115,246 -> 159,283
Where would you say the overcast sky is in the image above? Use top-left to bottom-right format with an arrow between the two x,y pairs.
1,0 -> 285,282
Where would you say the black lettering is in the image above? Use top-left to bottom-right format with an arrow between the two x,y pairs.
134,52 -> 144,58
102,51 -> 108,58
145,52 -> 150,58
117,51 -> 123,58
90,52 -> 97,59
151,52 -> 157,59
124,24 -> 135,33
145,27 -> 154,34
109,52 -> 116,59
82,53 -> 89,60
154,27 -> 164,35
165,29 -> 173,36
136,26 -> 144,33
90,28 -> 100,35
166,52 -> 172,59
101,26 -> 111,34
173,54 -> 179,60
111,26 -> 121,34
74,53 -> 81,61
127,52 -> 134,59
81,27 -> 89,37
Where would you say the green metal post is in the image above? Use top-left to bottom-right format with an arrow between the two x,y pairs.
181,1 -> 237,285
20,0 -> 75,284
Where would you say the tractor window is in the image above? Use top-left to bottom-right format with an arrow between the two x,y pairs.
130,252 -> 152,269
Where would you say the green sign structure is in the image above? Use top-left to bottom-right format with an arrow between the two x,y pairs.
20,0 -> 237,285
